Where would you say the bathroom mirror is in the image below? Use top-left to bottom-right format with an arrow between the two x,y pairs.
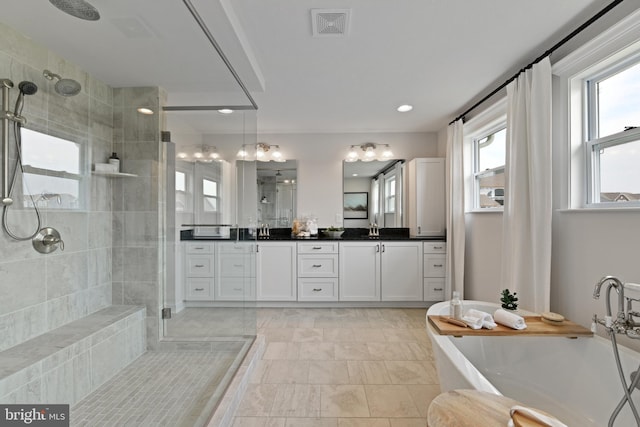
343,160 -> 404,228
257,160 -> 297,228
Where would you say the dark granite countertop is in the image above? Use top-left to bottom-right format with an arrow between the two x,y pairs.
180,228 -> 445,241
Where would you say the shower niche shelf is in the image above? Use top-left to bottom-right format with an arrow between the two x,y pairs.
92,170 -> 138,178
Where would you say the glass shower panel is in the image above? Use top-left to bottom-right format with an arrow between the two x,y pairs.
163,109 -> 257,340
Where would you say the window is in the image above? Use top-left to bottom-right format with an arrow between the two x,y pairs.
203,178 -> 218,212
384,174 -> 396,213
473,126 -> 506,208
586,58 -> 640,205
20,128 -> 84,209
175,170 -> 187,212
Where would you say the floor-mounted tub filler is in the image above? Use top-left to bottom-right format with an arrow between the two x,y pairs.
427,295 -> 640,427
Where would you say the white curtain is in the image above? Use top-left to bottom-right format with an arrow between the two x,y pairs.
446,119 -> 465,298
501,57 -> 552,312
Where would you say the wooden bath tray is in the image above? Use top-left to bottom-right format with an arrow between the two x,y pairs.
428,315 -> 593,338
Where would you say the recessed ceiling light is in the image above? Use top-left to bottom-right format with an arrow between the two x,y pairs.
397,104 -> 413,113
137,107 -> 154,115
218,109 -> 233,114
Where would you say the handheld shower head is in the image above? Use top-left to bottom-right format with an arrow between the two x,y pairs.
14,81 -> 38,116
43,69 -> 81,97
18,81 -> 38,96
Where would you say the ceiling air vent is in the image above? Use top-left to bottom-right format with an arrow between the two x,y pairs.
311,9 -> 351,37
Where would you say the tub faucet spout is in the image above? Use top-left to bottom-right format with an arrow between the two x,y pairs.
594,275 -> 625,319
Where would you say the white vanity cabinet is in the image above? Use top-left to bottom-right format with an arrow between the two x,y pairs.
298,242 -> 339,301
257,241 -> 297,301
183,242 -> 215,300
339,241 -> 422,301
215,242 -> 256,301
423,241 -> 447,301
406,158 -> 445,237
380,242 -> 423,301
339,241 -> 380,301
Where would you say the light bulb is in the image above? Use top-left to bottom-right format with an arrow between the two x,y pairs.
346,148 -> 359,162
363,146 -> 376,162
194,152 -> 203,159
177,152 -> 187,159
382,146 -> 393,158
209,152 -> 219,159
237,149 -> 248,158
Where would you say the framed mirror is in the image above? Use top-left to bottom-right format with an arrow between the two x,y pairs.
257,160 -> 297,228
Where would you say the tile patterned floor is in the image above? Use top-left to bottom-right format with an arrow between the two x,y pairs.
232,308 -> 440,427
71,349 -> 239,427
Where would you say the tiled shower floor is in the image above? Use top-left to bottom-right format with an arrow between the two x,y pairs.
70,348 -> 240,427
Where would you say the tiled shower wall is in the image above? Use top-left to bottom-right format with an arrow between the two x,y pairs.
112,87 -> 168,350
0,23 -> 114,351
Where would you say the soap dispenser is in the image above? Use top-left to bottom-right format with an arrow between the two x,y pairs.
450,291 -> 463,320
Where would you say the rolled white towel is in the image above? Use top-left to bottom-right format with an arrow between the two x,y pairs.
494,308 -> 527,330
465,308 -> 497,329
507,405 -> 568,427
461,313 -> 483,330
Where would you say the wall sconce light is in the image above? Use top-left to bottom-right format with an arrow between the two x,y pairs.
176,144 -> 220,162
345,142 -> 393,162
238,143 -> 286,162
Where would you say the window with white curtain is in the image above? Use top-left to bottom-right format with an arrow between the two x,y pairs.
473,126 -> 506,209
585,57 -> 640,205
384,174 -> 396,213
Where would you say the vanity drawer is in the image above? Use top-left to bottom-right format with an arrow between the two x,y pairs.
218,253 -> 256,277
298,242 -> 339,254
298,278 -> 338,301
424,254 -> 446,277
186,255 -> 214,277
185,242 -> 214,254
185,277 -> 213,300
298,254 -> 338,277
215,278 -> 255,300
424,241 -> 446,254
218,243 -> 255,254
424,278 -> 445,301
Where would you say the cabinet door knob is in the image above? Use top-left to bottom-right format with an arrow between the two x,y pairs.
312,264 -> 322,268
433,264 -> 443,268
312,288 -> 322,292
194,264 -> 204,268
233,287 -> 242,291
381,244 -> 385,252
433,288 -> 443,291
376,244 -> 380,253
433,246 -> 443,250
312,246 -> 322,250
194,288 -> 204,291
194,247 -> 204,250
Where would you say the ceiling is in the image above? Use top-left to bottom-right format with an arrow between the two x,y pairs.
1,0 -> 611,135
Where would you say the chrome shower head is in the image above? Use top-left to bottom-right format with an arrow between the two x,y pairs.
49,0 -> 100,21
43,69 -> 82,97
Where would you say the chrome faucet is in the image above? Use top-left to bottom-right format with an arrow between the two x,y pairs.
592,276 -> 628,333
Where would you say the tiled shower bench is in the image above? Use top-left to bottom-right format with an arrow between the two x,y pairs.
0,305 -> 146,405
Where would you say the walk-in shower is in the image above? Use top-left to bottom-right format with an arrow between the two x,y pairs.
0,78 -> 64,252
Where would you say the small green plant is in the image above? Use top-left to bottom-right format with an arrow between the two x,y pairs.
500,289 -> 518,310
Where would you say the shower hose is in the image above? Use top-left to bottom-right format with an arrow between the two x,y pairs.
2,114 -> 41,241
608,330 -> 640,426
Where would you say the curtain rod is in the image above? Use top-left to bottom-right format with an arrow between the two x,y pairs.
449,0 -> 625,126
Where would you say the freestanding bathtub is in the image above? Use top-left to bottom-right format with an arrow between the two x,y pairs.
427,300 -> 640,426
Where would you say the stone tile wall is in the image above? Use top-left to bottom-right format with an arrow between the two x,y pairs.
0,22 -> 114,352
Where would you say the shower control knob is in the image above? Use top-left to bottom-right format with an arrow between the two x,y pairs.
32,227 -> 64,254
